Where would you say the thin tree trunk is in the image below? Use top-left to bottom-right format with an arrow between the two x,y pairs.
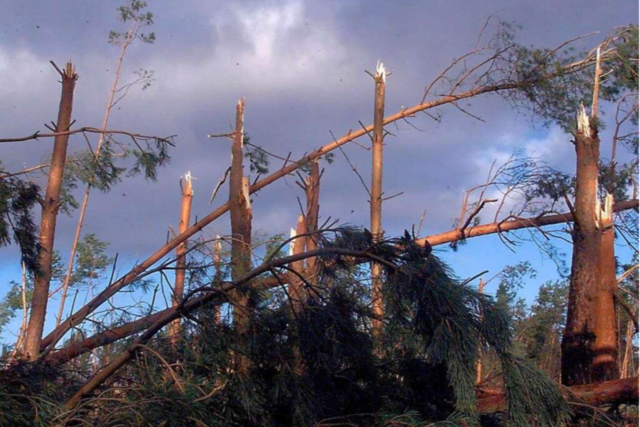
561,104 -> 602,386
229,99 -> 252,374
55,24 -> 137,328
620,320 -> 634,378
11,263 -> 29,358
289,214 -> 308,308
213,236 -> 222,324
476,278 -> 486,385
370,62 -> 386,339
24,63 -> 78,361
168,172 -> 193,348
304,161 -> 321,283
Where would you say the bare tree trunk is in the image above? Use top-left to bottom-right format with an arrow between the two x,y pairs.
55,25 -> 137,328
11,263 -> 29,358
212,236 -> 222,324
620,320 -> 635,378
168,172 -> 193,348
289,214 -> 308,308
561,104 -> 602,386
370,62 -> 386,340
593,194 -> 619,380
476,278 -> 486,385
304,161 -> 321,284
229,98 -> 252,373
24,63 -> 78,361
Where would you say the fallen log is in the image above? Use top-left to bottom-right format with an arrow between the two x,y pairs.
478,377 -> 639,414
47,200 -> 639,364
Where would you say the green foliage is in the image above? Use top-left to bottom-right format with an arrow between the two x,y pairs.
69,234 -> 113,288
0,362 -> 77,427
244,134 -> 271,175
2,229 -> 572,426
109,0 -> 155,46
0,170 -> 41,272
127,137 -> 172,181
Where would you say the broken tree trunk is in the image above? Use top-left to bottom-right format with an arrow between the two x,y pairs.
38,58 -> 612,351
304,160 -> 321,283
561,104 -> 602,386
24,63 -> 78,361
289,215 -> 308,309
229,99 -> 252,373
168,172 -> 194,348
370,62 -> 386,339
593,193 -> 619,380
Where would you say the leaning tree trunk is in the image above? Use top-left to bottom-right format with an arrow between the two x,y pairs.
561,104 -> 602,386
24,63 -> 78,361
168,172 -> 193,349
370,62 -> 386,340
229,98 -> 253,374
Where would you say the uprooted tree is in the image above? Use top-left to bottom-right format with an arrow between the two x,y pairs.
0,15 -> 638,427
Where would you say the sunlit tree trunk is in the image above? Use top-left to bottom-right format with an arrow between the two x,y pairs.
370,62 -> 386,340
168,172 -> 193,348
561,104 -> 602,386
289,214 -> 308,309
24,63 -> 78,360
304,160 -> 321,283
593,194 -> 619,380
229,98 -> 252,374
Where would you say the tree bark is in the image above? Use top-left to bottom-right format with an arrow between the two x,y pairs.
168,172 -> 193,348
371,63 -> 386,339
289,214 -> 308,308
477,377 -> 639,414
229,99 -> 252,374
304,161 -> 321,283
593,194 -> 619,380
24,63 -> 78,361
561,105 -> 602,386
212,236 -> 222,324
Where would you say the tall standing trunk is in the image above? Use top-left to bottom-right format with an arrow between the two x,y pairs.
229,98 -> 252,374
370,62 -> 386,339
24,63 -> 78,360
561,104 -> 602,386
304,161 -> 321,283
168,172 -> 193,348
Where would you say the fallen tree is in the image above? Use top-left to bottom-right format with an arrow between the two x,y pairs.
477,377 -> 639,414
38,39 -> 611,354
45,198 -> 638,364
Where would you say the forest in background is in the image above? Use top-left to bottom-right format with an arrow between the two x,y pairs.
0,1 -> 638,426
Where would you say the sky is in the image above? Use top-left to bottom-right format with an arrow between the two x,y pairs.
0,0 -> 638,343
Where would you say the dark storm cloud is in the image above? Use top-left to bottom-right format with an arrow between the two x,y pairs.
0,0 -> 637,270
